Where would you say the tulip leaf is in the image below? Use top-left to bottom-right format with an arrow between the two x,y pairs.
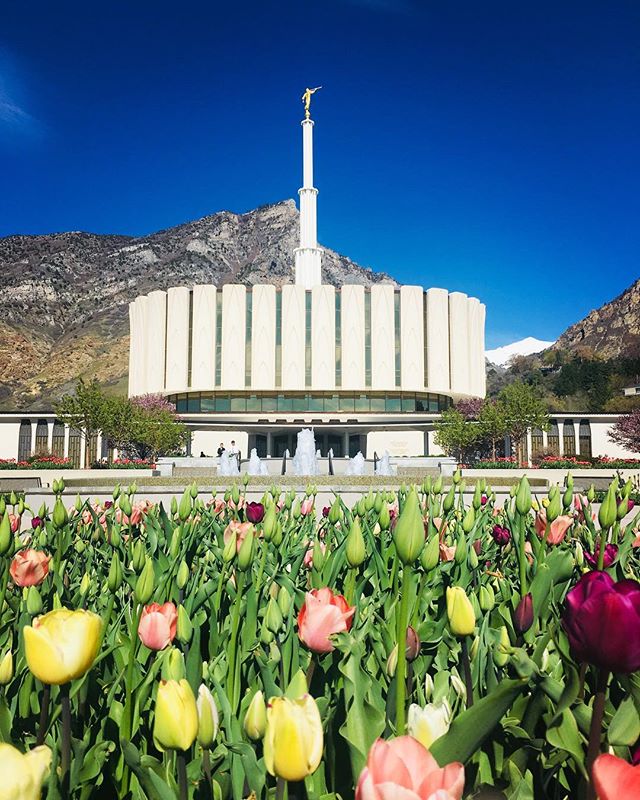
338,642 -> 386,780
608,696 -> 640,746
546,709 -> 586,775
430,678 -> 528,765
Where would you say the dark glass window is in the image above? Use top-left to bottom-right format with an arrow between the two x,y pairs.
18,420 -> 31,461
51,422 -> 65,457
579,420 -> 592,458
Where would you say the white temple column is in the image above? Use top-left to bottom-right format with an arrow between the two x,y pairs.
294,118 -> 322,287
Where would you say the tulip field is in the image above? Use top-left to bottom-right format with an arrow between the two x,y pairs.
0,473 -> 639,799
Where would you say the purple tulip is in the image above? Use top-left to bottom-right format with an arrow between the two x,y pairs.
562,571 -> 640,673
514,593 -> 534,634
405,625 -> 421,662
31,516 -> 42,530
322,506 -> 330,518
245,502 -> 265,524
481,494 -> 488,506
584,543 -> 618,569
492,525 -> 511,546
629,499 -> 636,513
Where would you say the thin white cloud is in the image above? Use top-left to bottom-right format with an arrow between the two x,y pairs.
0,53 -> 42,142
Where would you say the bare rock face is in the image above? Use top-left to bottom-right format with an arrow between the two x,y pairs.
0,200 -> 395,410
552,278 -> 640,360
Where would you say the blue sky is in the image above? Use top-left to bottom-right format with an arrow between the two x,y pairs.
1,0 -> 638,349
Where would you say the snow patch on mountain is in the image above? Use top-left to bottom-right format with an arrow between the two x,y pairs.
486,337 -> 555,366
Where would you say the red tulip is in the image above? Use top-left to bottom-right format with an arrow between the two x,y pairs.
356,736 -> 464,800
245,502 -> 265,524
138,602 -> 178,650
513,593 -> 534,634
562,571 -> 640,673
297,588 -> 355,653
592,753 -> 640,800
491,525 -> 511,546
10,550 -> 50,587
534,511 -> 573,545
584,543 -> 618,569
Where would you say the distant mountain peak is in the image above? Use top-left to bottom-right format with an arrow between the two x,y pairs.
486,336 -> 555,366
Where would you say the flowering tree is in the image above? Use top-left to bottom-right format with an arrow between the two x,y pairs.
608,408 -> 640,454
130,394 -> 177,414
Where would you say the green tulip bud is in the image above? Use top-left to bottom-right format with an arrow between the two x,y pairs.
52,497 -> 68,529
170,496 -> 178,516
244,690 -> 267,740
74,494 -> 83,513
356,498 -> 366,517
452,469 -> 462,485
421,534 -> 440,571
312,538 -> 325,571
468,545 -> 478,570
461,505 -> 475,534
499,579 -> 512,603
549,484 -> 559,500
291,499 -> 301,519
393,489 -> 424,565
231,484 -> 240,505
263,503 -> 277,542
9,491 -> 17,506
0,498 -> 6,516
443,485 -> 455,514
26,585 -> 43,615
112,484 -> 120,500
196,684 -> 219,749
170,527 -> 182,560
189,482 -> 199,500
0,649 -> 13,685
265,596 -> 284,634
119,494 -> 132,518
178,489 -> 192,522
433,477 -> 443,495
494,626 -> 511,667
162,647 -> 186,681
237,528 -> 255,571
260,617 -> 275,645
378,503 -> 391,531
546,492 -> 561,523
386,644 -> 398,677
277,585 -> 291,616
598,485 -> 618,530
617,498 -> 629,521
74,538 -> 86,554
110,524 -> 121,547
422,476 -> 432,495
329,499 -> 342,525
587,484 -> 596,503
574,541 -> 584,568
346,517 -> 366,567
374,493 -> 383,513
515,477 -> 532,516
177,560 -> 189,590
79,572 -> 91,597
17,499 -> 25,516
131,540 -> 144,572
479,584 -> 495,612
135,557 -> 155,604
272,522 -> 283,547
364,492 -> 375,512
0,514 -> 12,556
37,502 -> 47,519
108,552 -> 123,593
562,485 -> 573,511
472,484 -> 482,510
177,605 -> 193,644
223,531 -> 237,563
454,534 -> 467,564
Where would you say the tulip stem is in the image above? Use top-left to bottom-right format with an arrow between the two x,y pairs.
36,683 -> 51,746
586,669 -> 609,800
518,515 -> 527,597
276,777 -> 288,800
460,638 -> 473,708
596,528 -> 609,571
176,752 -> 188,800
202,747 -> 212,789
226,570 -> 246,711
60,683 -> 71,789
395,566 -> 411,734
254,542 -> 268,598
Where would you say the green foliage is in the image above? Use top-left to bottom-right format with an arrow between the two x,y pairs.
434,408 -> 481,463
498,381 -> 549,461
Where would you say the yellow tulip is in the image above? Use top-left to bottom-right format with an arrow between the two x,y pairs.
0,743 -> 51,800
408,700 -> 451,749
243,689 -> 267,740
0,649 -> 13,685
23,609 -> 102,685
446,587 -> 476,637
153,679 -> 198,751
264,695 -> 323,782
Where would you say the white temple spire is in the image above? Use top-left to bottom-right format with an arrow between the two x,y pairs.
294,90 -> 323,287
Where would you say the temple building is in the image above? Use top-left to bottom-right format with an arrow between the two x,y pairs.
127,100 -> 486,458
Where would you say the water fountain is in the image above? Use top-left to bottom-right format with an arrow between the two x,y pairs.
247,448 -> 268,476
218,449 -> 240,476
345,451 -> 366,476
375,450 -> 393,476
291,428 -> 320,476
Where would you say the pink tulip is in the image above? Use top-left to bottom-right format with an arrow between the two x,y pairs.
8,513 -> 21,533
138,602 -> 178,650
223,520 -> 255,553
10,549 -> 50,587
356,736 -> 464,800
534,510 -> 573,545
439,543 -> 456,562
300,498 -> 315,516
592,753 -> 640,800
297,587 -> 355,653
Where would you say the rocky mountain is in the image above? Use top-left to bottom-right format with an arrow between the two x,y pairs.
0,200 -> 394,410
552,278 -> 640,360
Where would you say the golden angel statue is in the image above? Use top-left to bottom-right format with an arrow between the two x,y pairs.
302,86 -> 322,119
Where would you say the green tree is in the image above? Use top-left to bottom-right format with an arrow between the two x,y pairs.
54,379 -> 108,468
498,381 -> 549,464
434,408 -> 481,465
478,398 -> 509,461
100,396 -> 189,461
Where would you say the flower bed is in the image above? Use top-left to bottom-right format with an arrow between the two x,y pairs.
91,458 -> 156,470
471,457 -> 520,469
0,476 -> 638,797
0,456 -> 74,470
